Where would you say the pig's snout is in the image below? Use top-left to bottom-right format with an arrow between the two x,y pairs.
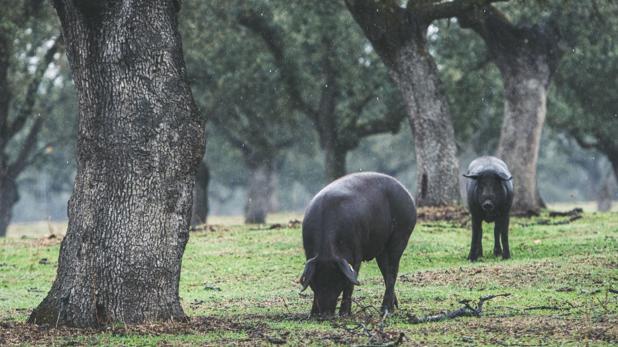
481,200 -> 495,212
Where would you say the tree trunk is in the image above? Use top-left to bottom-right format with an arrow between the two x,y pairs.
0,25 -> 13,237
598,156 -> 618,212
345,4 -> 461,206
609,152 -> 618,189
29,0 -> 205,328
268,171 -> 279,213
324,145 -> 347,182
191,161 -> 210,226
388,37 -> 461,206
496,63 -> 549,213
458,6 -> 562,214
596,171 -> 613,212
0,176 -> 18,237
244,160 -> 275,224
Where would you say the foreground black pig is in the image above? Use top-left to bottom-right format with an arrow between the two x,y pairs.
463,156 -> 514,261
299,172 -> 416,317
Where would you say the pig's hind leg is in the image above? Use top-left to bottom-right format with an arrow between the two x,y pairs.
377,233 -> 410,314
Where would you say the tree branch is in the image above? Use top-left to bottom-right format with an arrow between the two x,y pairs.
345,0 -> 411,63
414,0 -> 509,22
408,293 -> 511,323
7,115 -> 44,178
8,35 -> 60,137
355,102 -> 406,138
237,9 -> 316,119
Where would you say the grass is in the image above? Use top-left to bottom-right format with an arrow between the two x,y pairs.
1,211 -> 617,346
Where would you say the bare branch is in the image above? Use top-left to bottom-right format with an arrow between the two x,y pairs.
355,104 -> 406,138
416,0 -> 509,22
237,9 -> 316,119
408,293 -> 511,323
345,0 -> 410,63
8,35 -> 61,137
7,115 -> 44,177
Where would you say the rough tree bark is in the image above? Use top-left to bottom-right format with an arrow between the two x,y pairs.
345,0 -> 472,206
29,0 -> 205,327
191,161 -> 210,226
244,158 -> 275,224
459,6 -> 563,213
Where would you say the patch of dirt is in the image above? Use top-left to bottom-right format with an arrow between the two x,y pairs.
399,257 -> 612,289
0,317 -> 275,346
417,206 -> 469,223
465,315 -> 617,344
190,224 -> 231,233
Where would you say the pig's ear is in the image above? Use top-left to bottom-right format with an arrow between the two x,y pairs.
299,256 -> 317,292
337,258 -> 360,285
462,173 -> 479,179
498,172 -> 512,181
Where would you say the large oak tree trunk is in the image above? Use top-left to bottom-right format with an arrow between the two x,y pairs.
459,6 -> 562,213
191,161 -> 210,226
389,38 -> 461,206
496,62 -> 550,213
244,159 -> 275,224
346,3 -> 461,206
29,0 -> 205,327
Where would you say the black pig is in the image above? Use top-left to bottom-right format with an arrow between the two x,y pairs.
463,156 -> 513,261
299,172 -> 416,317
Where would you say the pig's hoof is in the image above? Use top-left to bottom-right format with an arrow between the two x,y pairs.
493,248 -> 502,257
502,253 -> 511,260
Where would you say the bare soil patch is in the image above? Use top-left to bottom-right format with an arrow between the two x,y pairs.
399,257 -> 613,289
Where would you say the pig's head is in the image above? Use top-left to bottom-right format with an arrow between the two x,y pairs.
299,256 -> 359,317
464,170 -> 512,217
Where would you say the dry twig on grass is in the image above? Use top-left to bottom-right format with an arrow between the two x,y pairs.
330,300 -> 406,346
408,293 -> 511,324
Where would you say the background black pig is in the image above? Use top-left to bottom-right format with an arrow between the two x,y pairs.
299,172 -> 416,317
463,156 -> 514,261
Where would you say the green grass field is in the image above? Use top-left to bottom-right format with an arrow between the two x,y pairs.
1,211 -> 617,346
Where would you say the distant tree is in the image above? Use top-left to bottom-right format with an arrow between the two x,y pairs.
182,1 -> 299,224
548,1 -> 618,187
0,1 -> 60,236
191,158 -> 209,226
237,1 -> 406,182
207,72 -> 297,224
344,0 -> 503,206
29,0 -> 205,327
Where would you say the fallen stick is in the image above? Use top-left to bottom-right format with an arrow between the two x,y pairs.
408,294 -> 511,324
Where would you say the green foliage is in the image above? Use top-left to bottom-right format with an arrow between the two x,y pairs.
2,212 -> 617,345
549,1 -> 618,170
430,19 -> 503,154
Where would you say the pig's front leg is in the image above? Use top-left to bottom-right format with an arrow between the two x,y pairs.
468,215 -> 483,261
